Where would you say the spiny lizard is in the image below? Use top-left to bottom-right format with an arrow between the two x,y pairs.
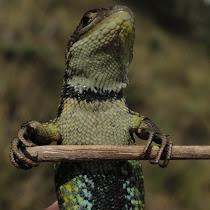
10,5 -> 172,210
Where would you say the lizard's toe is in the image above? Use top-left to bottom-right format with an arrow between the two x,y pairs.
10,137 -> 39,170
159,135 -> 173,168
152,134 -> 173,168
18,126 -> 36,147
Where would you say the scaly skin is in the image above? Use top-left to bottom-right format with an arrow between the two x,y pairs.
10,5 -> 172,209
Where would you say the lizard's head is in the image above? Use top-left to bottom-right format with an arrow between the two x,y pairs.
65,5 -> 135,93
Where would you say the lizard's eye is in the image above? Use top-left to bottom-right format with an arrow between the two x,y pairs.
82,16 -> 91,27
81,12 -> 98,28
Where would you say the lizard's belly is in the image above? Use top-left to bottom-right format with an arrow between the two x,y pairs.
58,98 -> 132,145
56,99 -> 144,210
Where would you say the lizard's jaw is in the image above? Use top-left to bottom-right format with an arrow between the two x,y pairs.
65,6 -> 135,94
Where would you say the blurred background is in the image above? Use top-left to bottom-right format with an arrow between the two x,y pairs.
0,0 -> 210,209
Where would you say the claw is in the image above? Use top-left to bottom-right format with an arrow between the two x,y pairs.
14,137 -> 38,166
136,116 -> 173,167
138,129 -> 172,167
158,135 -> 173,168
10,139 -> 21,169
10,134 -> 39,170
149,134 -> 172,168
10,138 -> 31,169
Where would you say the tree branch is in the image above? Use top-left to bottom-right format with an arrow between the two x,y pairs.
24,145 -> 210,162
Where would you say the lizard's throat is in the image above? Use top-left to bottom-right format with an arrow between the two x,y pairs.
65,64 -> 129,94
65,35 -> 131,93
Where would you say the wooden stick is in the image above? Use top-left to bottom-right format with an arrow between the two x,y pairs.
24,145 -> 210,162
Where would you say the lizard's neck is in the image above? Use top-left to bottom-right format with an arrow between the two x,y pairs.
65,76 -> 128,94
64,35 -> 130,94
64,58 -> 129,93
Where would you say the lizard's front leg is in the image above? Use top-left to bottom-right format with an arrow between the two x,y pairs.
10,120 -> 61,170
131,113 -> 173,168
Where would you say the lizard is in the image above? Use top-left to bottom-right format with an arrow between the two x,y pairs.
10,5 -> 172,210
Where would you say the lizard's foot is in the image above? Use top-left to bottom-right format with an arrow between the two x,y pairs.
142,131 -> 172,168
10,121 -> 46,169
136,117 -> 173,168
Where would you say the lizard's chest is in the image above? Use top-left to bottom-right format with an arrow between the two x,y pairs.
58,98 -> 132,145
